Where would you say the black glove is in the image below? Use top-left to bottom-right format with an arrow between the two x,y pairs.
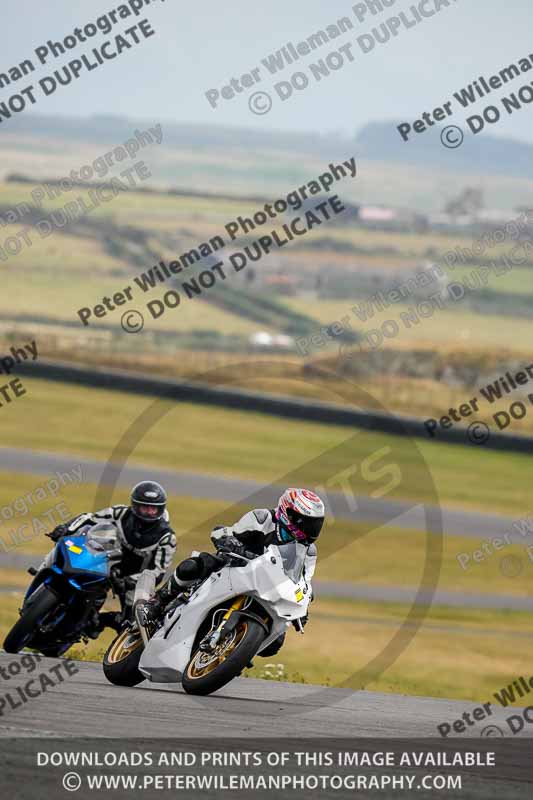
110,572 -> 136,595
216,536 -> 245,556
47,524 -> 69,542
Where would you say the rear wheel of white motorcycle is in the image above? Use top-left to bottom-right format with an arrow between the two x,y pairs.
102,627 -> 145,686
182,618 -> 264,696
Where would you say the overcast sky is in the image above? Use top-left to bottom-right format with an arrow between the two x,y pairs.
2,0 -> 533,142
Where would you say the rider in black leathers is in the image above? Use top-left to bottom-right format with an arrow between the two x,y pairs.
41,481 -> 176,631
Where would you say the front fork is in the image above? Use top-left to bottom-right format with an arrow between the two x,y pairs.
135,604 -> 155,646
200,596 -> 245,652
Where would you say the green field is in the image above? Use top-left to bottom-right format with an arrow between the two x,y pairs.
2,171 -> 533,443
2,130 -> 532,706
0,377 -> 531,516
288,295 -> 533,352
2,176 -> 532,354
4,126 -> 533,210
265,598 -> 533,701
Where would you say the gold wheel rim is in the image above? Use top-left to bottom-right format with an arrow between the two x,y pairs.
107,628 -> 143,664
186,622 -> 248,680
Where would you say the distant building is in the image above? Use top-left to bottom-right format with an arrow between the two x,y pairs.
249,331 -> 294,350
264,274 -> 298,295
357,204 -> 428,232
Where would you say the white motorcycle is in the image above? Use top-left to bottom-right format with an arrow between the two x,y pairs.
102,541 -> 312,695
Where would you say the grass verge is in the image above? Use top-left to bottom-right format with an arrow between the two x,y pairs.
1,378 -> 532,517
244,597 -> 533,704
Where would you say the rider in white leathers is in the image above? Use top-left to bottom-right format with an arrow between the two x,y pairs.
140,488 -> 324,655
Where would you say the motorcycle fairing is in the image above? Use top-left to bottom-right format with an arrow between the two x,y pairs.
59,534 -> 110,579
138,544 -> 311,683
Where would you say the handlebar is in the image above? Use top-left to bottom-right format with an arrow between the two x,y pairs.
227,551 -> 254,562
217,550 -> 257,565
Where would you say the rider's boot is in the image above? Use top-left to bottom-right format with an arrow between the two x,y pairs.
136,573 -> 194,625
84,609 -> 104,639
98,611 -> 122,633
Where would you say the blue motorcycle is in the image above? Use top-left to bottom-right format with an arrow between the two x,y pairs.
3,523 -> 123,656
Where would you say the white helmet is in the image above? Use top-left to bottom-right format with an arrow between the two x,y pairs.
275,488 -> 325,544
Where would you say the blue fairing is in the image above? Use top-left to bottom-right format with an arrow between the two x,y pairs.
59,534 -> 109,576
19,527 -> 118,654
25,533 -> 110,602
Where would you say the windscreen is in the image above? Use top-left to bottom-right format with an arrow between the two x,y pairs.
278,541 -> 307,583
85,523 -> 119,554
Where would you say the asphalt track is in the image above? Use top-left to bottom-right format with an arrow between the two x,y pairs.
2,655 -> 532,800
0,653 -> 529,739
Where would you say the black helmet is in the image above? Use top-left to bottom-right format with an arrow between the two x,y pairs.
130,481 -> 167,523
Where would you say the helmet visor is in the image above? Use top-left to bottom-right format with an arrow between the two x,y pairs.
132,501 -> 163,521
286,508 -> 324,542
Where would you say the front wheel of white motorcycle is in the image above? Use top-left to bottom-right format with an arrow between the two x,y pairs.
182,618 -> 264,696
